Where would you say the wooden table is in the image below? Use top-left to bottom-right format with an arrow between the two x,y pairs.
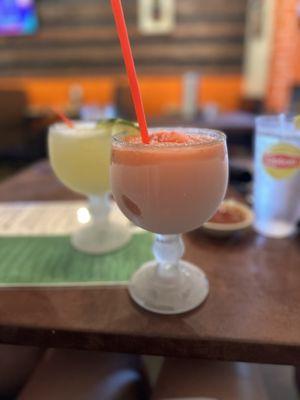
0,161 -> 299,365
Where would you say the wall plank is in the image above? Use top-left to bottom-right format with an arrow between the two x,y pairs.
0,0 -> 247,76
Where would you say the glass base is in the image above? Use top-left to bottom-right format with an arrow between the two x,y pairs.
254,220 -> 296,238
71,220 -> 131,255
129,260 -> 209,315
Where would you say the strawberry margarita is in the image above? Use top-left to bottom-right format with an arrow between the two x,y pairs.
110,128 -> 228,315
111,129 -> 228,234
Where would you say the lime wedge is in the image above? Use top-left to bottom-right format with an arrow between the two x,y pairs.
96,118 -> 139,136
96,118 -> 117,134
112,119 -> 139,136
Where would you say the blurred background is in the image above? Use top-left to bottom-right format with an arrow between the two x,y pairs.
0,3 -> 299,399
0,0 -> 299,183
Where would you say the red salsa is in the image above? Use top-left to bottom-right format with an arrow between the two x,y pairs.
209,203 -> 246,224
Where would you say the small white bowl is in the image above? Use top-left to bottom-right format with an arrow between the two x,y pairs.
203,199 -> 254,237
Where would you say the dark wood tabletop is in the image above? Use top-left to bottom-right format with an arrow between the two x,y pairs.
0,161 -> 299,365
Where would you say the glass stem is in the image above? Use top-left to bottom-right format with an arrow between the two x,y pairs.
88,194 -> 110,226
152,234 -> 184,280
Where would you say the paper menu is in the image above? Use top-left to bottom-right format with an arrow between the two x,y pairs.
0,201 -> 132,236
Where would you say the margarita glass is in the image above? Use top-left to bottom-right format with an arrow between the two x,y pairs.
48,121 -> 131,254
111,128 -> 228,314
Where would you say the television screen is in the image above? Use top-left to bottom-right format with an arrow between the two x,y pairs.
0,0 -> 38,36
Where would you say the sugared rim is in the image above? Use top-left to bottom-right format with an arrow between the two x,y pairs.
112,127 -> 227,148
49,121 -> 96,131
48,121 -> 109,137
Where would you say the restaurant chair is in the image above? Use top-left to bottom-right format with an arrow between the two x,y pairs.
18,349 -> 151,400
0,344 -> 42,399
152,358 -> 268,399
0,90 -> 28,155
114,80 -> 135,120
0,89 -> 46,164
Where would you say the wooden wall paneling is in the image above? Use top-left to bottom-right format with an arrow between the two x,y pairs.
0,0 -> 247,76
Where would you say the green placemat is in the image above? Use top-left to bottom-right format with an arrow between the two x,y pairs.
0,233 -> 153,286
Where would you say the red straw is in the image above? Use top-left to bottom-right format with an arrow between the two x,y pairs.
52,107 -> 74,128
110,0 -> 150,144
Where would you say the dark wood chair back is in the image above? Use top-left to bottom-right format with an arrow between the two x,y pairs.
0,90 -> 27,150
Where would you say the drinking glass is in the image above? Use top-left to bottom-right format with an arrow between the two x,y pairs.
111,127 -> 228,314
48,121 -> 131,254
254,115 -> 300,238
